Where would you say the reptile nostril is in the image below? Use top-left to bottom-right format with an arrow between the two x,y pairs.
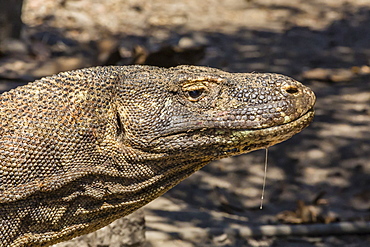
284,85 -> 299,94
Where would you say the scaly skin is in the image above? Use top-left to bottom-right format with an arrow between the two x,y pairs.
0,65 -> 315,246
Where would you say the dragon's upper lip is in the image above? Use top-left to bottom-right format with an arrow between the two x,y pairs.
150,107 -> 315,145
245,107 -> 315,131
174,106 -> 315,134
221,108 -> 315,154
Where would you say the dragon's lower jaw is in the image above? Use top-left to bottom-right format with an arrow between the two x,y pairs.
223,108 -> 315,155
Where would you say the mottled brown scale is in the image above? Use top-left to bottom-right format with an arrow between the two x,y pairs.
0,65 -> 315,246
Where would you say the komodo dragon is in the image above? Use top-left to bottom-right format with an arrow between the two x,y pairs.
0,65 -> 315,246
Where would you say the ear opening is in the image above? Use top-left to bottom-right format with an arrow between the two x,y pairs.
116,112 -> 124,137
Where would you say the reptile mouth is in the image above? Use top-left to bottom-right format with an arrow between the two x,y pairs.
223,107 -> 315,154
147,107 -> 315,154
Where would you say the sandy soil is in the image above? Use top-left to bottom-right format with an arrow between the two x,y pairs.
1,0 -> 370,246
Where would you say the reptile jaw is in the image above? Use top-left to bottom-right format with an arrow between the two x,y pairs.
146,107 -> 314,155
223,108 -> 315,155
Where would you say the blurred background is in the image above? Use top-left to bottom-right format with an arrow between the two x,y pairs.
1,0 -> 369,246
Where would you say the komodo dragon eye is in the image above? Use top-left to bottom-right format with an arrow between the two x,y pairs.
183,83 -> 207,101
188,89 -> 204,100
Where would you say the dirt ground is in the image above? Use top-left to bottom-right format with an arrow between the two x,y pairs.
1,0 -> 370,246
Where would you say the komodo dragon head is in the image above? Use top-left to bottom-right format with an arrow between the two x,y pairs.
0,65 -> 315,246
117,65 -> 315,158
